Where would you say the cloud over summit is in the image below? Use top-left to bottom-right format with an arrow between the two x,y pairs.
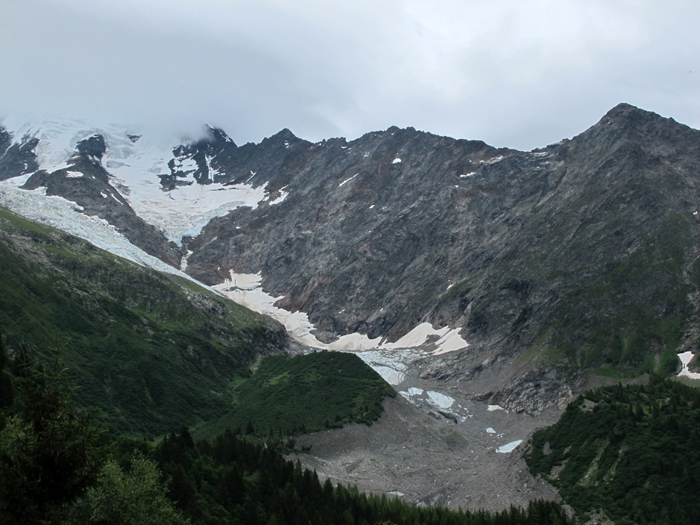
2,0 -> 699,150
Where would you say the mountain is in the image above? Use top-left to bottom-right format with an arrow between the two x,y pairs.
2,104 -> 699,416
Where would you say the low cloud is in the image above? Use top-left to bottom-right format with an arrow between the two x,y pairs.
2,0 -> 699,150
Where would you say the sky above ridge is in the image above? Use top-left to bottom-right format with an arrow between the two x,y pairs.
1,0 -> 699,150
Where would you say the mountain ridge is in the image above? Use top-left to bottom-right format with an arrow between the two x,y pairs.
2,103 -> 698,415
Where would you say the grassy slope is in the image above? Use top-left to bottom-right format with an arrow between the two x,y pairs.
525,377 -> 700,524
198,351 -> 396,438
0,206 -> 287,437
544,212 -> 693,377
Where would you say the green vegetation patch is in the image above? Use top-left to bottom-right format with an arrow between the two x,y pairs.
542,212 -> 693,375
0,206 -> 286,437
525,376 -> 700,524
199,351 -> 396,437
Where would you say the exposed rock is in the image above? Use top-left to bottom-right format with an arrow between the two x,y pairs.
489,368 -> 575,416
0,128 -> 39,180
183,104 -> 700,386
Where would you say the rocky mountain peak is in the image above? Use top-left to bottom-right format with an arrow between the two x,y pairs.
76,134 -> 106,161
262,128 -> 305,150
590,102 -> 696,144
205,125 -> 237,147
601,102 -> 648,122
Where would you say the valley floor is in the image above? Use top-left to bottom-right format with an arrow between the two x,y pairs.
292,394 -> 561,512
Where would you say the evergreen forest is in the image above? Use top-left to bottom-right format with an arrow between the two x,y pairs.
0,340 -> 572,525
525,375 -> 700,524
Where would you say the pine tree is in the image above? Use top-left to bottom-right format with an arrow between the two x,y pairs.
0,336 -> 14,425
0,347 -> 103,524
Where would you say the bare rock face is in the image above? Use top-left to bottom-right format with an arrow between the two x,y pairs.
488,369 -> 575,415
0,128 -> 39,180
187,104 -> 700,379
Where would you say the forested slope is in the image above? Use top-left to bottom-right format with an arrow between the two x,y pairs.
0,347 -> 571,525
526,376 -> 700,524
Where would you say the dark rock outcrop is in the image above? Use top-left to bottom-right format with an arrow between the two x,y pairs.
0,128 -> 40,181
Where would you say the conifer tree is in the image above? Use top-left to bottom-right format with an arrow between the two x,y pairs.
0,347 -> 102,524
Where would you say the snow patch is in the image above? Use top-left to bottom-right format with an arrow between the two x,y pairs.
678,351 -> 700,380
459,172 -> 475,178
486,427 -> 496,434
487,405 -> 505,412
205,155 -> 222,181
433,328 -> 469,355
172,156 -> 197,173
213,272 -> 470,385
65,170 -> 83,178
426,391 -> 454,409
180,248 -> 193,272
215,272 -> 469,354
269,185 -> 289,205
6,173 -> 34,187
338,173 -> 358,188
399,386 -> 470,421
392,158 -> 401,164
496,440 -> 523,453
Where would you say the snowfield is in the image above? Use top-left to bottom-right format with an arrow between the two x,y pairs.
214,270 -> 471,386
0,181 -> 205,288
2,119 -> 286,245
496,440 -> 523,453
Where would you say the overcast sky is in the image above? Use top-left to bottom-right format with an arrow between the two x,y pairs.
1,0 -> 699,150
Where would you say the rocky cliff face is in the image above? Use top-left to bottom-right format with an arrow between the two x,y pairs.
187,105 -> 700,375
2,104 -> 699,410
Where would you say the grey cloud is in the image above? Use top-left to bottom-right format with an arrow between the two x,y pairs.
1,0 -> 699,150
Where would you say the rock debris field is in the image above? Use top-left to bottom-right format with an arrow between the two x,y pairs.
292,357 -> 561,513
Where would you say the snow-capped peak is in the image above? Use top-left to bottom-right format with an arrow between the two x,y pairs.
1,118 -> 290,246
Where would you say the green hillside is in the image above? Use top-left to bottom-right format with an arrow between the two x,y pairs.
198,351 -> 396,437
0,206 -> 287,436
525,376 -> 700,524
